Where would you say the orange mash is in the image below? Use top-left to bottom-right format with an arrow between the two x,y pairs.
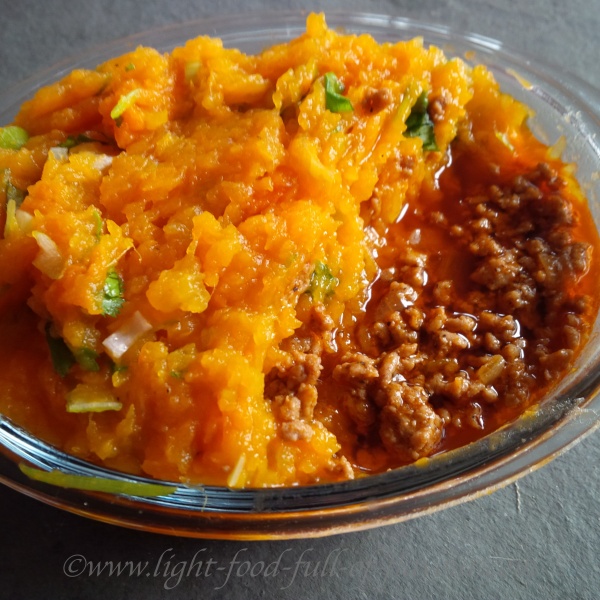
0,14 -> 597,487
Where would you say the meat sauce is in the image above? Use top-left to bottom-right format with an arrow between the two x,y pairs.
309,142 -> 600,475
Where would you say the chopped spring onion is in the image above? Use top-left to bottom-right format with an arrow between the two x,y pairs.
92,209 -> 103,240
307,261 -> 338,303
19,464 -> 177,497
404,91 -> 438,151
66,383 -> 122,413
0,126 -> 29,150
102,311 -> 152,359
109,361 -> 128,375
45,324 -> 75,378
3,208 -> 32,239
3,199 -> 17,238
6,180 -> 26,207
74,347 -> 100,372
125,63 -> 136,72
58,134 -> 95,149
2,168 -> 26,209
32,230 -> 65,279
323,72 -> 353,113
110,361 -> 129,388
110,89 -> 142,121
102,269 -> 125,317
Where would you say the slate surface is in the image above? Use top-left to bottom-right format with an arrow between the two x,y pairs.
0,0 -> 599,598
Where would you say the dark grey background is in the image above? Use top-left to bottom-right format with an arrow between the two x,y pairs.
1,0 -> 599,598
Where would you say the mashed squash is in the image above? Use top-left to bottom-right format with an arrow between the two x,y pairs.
0,14 -> 597,487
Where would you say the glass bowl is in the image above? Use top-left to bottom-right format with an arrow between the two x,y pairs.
1,12 -> 599,540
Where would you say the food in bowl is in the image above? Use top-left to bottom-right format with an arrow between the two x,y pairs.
0,13 -> 598,488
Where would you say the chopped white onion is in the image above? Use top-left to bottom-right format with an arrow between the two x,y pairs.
94,154 -> 114,171
227,455 -> 246,488
477,354 -> 506,384
15,209 -> 33,232
409,228 -> 421,245
66,383 -> 122,413
102,311 -> 152,359
67,399 -> 123,413
548,135 -> 567,160
4,205 -> 33,237
32,230 -> 65,279
49,146 -> 69,161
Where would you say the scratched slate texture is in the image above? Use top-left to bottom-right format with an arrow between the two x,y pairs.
0,0 -> 599,598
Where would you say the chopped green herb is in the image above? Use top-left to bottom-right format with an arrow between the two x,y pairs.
0,126 -> 29,150
110,89 -> 142,121
45,324 -> 75,378
58,134 -> 95,149
404,91 -> 438,151
323,73 -> 353,113
19,464 -> 177,497
170,370 -> 184,379
74,348 -> 100,372
307,261 -> 338,303
102,269 -> 125,316
92,209 -> 103,240
109,361 -> 128,375
125,63 -> 135,72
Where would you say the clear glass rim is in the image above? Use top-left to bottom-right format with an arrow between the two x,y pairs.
1,11 -> 599,539
2,11 -> 598,120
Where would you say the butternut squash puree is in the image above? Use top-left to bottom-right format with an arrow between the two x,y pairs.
0,14 -> 597,487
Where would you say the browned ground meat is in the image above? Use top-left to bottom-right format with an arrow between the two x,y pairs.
429,90 -> 452,123
269,161 -> 594,466
265,347 -> 322,442
363,87 -> 393,114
